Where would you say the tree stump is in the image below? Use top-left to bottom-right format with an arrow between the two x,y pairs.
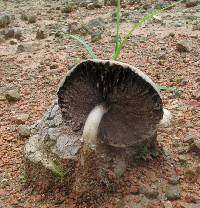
24,59 -> 171,202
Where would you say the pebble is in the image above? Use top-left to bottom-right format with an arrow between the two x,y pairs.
0,34 -> 5,43
165,185 -> 181,201
192,23 -> 200,31
36,29 -> 47,39
190,138 -> 200,155
9,39 -> 17,45
168,175 -> 179,185
192,90 -> 200,100
61,1 -> 77,13
5,88 -> 20,101
139,186 -> 159,199
21,13 -> 28,21
17,125 -> 31,138
183,133 -> 195,144
0,14 -> 11,28
4,28 -> 22,40
176,40 -> 192,52
186,0 -> 200,8
28,15 -> 37,23
91,32 -> 102,42
14,113 -> 30,124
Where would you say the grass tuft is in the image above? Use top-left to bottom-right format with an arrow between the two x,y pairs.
50,160 -> 66,182
64,34 -> 98,59
63,0 -> 183,61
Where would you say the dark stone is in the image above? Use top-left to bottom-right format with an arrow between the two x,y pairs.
186,0 -> 200,8
5,88 -> 20,101
36,29 -> 47,39
91,32 -> 102,42
4,28 -> 22,40
176,40 -> 192,52
168,175 -> 179,185
28,15 -> 37,23
0,14 -> 11,28
165,185 -> 181,201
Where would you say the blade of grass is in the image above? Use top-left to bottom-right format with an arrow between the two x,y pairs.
112,0 -> 121,60
112,0 -> 183,60
64,34 -> 98,59
158,85 -> 176,91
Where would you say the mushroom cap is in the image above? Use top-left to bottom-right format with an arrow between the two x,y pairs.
57,59 -> 163,147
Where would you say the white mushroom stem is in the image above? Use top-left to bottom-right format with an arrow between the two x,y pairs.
82,104 -> 107,149
158,108 -> 172,128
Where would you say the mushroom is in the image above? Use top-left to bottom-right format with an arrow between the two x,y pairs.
58,59 -> 171,149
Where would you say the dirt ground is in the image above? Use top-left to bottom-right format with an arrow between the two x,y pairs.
0,0 -> 200,207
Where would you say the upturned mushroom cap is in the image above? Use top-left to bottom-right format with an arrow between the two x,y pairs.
57,59 -> 163,147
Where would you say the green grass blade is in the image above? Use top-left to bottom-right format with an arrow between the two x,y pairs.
50,160 -> 66,179
65,34 -> 98,59
112,0 -> 121,60
113,0 -> 183,60
158,85 -> 176,91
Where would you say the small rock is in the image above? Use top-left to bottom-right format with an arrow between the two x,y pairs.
50,63 -> 59,69
0,14 -> 11,28
162,201 -> 173,208
93,0 -> 104,8
165,185 -> 181,201
17,125 -> 30,138
184,167 -> 198,180
165,32 -> 175,38
0,34 -> 4,44
186,0 -> 200,8
139,186 -> 159,199
21,13 -> 28,21
17,44 -> 25,53
14,113 -> 29,124
91,32 -> 101,42
192,23 -> 200,31
195,76 -> 200,82
86,3 -> 96,9
183,133 -> 195,144
192,90 -> 200,100
190,138 -> 200,155
86,17 -> 105,35
61,1 -> 77,13
145,189 -> 159,199
16,43 -> 35,53
143,3 -> 151,10
174,22 -> 183,27
153,15 -> 163,24
193,60 -> 200,66
87,0 -> 104,8
157,52 -> 166,60
9,39 -> 17,45
176,40 -> 192,52
179,202 -> 200,208
168,176 -> 179,185
5,88 -> 20,101
28,15 -> 37,23
154,3 -> 168,10
0,178 -> 9,188
4,28 -> 22,40
36,29 -> 46,39
68,22 -> 87,35
129,185 -> 139,195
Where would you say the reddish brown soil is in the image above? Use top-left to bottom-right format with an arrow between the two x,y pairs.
0,1 -> 200,207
